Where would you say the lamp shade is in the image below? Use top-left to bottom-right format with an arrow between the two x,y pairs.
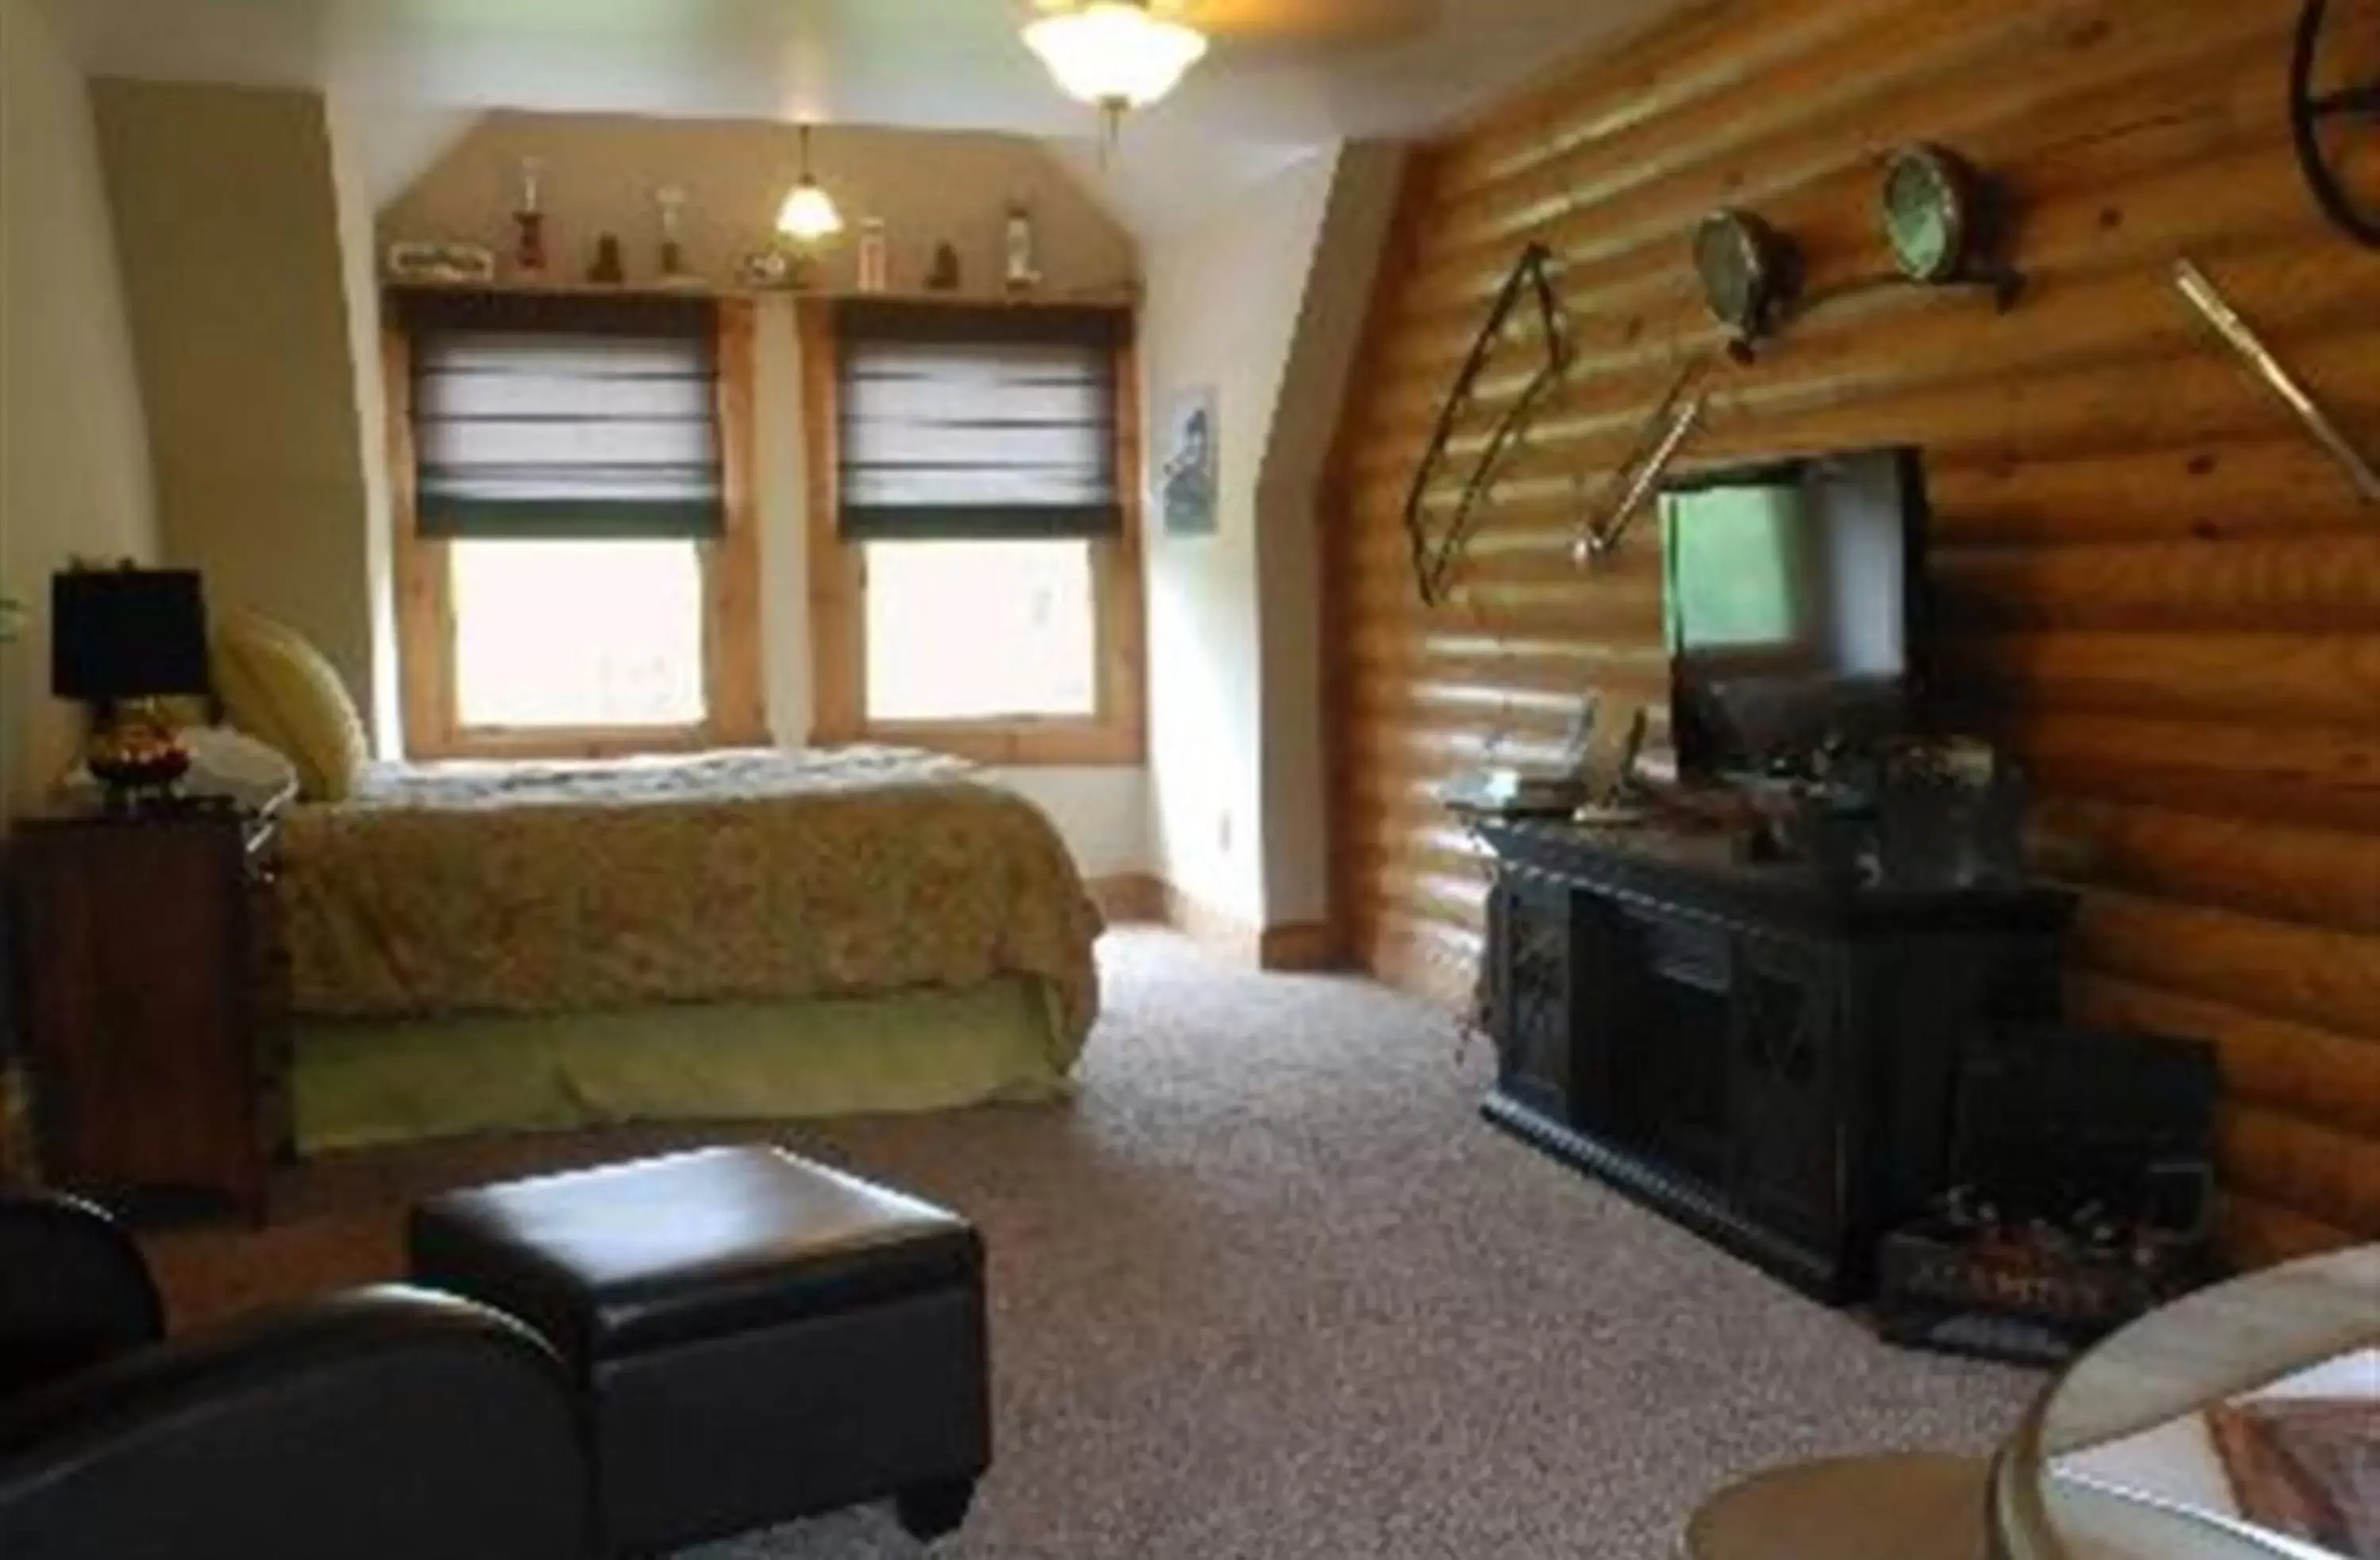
1023,2 -> 1207,108
775,179 -> 844,244
51,568 -> 211,702
774,123 -> 844,245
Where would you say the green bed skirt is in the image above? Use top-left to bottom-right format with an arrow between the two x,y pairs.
293,977 -> 1073,1155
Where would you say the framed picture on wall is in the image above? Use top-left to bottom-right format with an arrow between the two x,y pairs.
1159,386 -> 1218,536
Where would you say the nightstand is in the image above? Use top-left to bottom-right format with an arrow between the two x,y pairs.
9,802 -> 291,1221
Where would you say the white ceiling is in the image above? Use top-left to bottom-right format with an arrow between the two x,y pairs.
46,0 -> 1682,232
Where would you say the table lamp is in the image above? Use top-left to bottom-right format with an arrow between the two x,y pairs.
50,567 -> 211,802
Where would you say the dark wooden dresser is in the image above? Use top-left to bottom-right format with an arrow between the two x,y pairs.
1473,817 -> 2076,1302
10,802 -> 290,1220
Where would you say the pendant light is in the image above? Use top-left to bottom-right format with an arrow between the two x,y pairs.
775,124 -> 843,245
1023,1 -> 1209,141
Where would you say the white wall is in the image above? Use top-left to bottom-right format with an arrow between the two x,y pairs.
1140,150 -> 1339,927
1138,142 -> 1403,930
1254,141 -> 1405,925
0,0 -> 160,817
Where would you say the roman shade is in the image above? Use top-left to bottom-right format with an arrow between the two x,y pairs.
397,291 -> 724,541
834,301 -> 1128,541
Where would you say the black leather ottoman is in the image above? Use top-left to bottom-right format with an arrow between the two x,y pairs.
408,1146 -> 988,1557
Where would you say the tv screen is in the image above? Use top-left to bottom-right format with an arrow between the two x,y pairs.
1661,447 -> 1926,778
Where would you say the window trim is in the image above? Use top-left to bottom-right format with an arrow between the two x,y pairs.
385,296 -> 766,762
800,298 -> 1146,768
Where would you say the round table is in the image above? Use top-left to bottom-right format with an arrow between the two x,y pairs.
1988,1244 -> 2380,1559
1681,1453 -> 1989,1560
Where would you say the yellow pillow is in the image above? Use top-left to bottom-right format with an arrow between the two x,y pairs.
209,611 -> 369,801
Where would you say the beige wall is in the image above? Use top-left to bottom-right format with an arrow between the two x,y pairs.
1140,152 -> 1332,924
382,112 -> 1135,297
326,90 -> 403,753
91,79 -> 380,732
384,113 -> 1151,876
1138,143 -> 1401,930
0,0 -> 160,817
1255,142 -> 1402,928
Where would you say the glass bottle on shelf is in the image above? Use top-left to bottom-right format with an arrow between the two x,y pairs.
1004,201 -> 1039,294
512,156 -> 547,278
857,219 -> 889,294
655,184 -> 690,284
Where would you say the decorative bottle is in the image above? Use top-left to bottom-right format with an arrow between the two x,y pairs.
857,219 -> 889,294
655,185 -> 689,283
512,156 -> 547,279
1004,201 -> 1038,294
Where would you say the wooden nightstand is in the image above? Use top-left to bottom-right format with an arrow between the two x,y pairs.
9,802 -> 291,1221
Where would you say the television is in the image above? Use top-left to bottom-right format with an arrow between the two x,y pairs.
1660,447 -> 1929,780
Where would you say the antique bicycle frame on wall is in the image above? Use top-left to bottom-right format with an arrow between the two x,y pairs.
1402,242 -> 1572,608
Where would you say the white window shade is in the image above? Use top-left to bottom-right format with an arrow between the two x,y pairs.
835,301 -> 1128,541
400,291 -> 724,541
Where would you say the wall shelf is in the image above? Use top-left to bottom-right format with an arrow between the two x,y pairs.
381,276 -> 1139,310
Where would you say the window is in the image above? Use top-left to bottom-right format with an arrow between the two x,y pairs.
388,292 -> 762,758
449,540 -> 707,728
804,299 -> 1145,766
864,540 -> 1098,721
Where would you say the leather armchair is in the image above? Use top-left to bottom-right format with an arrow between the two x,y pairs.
0,1191 -> 593,1560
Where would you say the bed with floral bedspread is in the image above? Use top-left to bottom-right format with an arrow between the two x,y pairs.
276,745 -> 1100,1046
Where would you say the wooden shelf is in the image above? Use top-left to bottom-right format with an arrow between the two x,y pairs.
381,275 -> 1138,310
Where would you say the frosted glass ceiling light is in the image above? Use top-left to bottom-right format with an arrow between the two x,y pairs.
1023,1 -> 1208,140
774,123 -> 843,245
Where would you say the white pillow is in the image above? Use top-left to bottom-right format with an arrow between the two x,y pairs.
182,725 -> 301,813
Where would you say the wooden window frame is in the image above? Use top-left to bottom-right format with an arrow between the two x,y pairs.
800,298 -> 1147,767
385,297 -> 766,762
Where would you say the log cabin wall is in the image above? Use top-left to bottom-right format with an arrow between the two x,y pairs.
1324,0 -> 2380,1266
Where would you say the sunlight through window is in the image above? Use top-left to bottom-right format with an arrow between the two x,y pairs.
865,540 -> 1096,722
450,540 -> 706,729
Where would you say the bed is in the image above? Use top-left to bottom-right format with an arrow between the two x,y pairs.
274,745 -> 1102,1151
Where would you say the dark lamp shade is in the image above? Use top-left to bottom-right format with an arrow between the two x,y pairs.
50,569 -> 211,702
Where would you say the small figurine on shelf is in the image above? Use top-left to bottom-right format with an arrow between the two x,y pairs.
654,185 -> 696,286
1004,200 -> 1040,294
587,233 -> 625,285
738,249 -> 793,290
857,218 -> 889,294
512,156 -> 547,279
384,240 -> 497,286
927,240 -> 962,293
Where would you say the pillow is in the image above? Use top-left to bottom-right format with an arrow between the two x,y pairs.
209,611 -> 369,801
184,724 -> 302,813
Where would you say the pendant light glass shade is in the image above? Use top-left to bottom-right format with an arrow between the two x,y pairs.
1023,2 -> 1208,111
775,125 -> 843,244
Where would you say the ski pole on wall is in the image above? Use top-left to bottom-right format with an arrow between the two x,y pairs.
1571,364 -> 1708,564
2172,257 -> 2380,505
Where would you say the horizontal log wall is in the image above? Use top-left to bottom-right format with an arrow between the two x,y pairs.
1324,0 -> 2380,1266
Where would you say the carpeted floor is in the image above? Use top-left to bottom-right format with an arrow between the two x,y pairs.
146,928 -> 2038,1558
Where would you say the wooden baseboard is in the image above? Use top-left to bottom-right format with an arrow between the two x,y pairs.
1087,873 -> 1167,924
1257,920 -> 1343,971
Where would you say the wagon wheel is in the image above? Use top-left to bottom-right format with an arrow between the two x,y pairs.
2291,0 -> 2380,248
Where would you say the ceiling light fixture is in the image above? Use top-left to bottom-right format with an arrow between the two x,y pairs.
775,123 -> 843,245
1023,1 -> 1209,141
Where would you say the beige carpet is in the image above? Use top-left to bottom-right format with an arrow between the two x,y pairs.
146,928 -> 2038,1558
